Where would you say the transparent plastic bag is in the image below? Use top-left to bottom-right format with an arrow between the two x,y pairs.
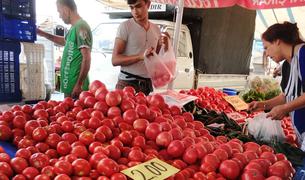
159,43 -> 176,77
247,113 -> 285,142
144,51 -> 173,88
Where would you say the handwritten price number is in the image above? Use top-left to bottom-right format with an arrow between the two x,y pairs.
131,162 -> 167,180
122,158 -> 180,180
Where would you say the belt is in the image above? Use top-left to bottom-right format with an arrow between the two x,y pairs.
120,71 -> 150,81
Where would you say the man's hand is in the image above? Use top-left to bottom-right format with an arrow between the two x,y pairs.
160,32 -> 170,51
71,83 -> 82,99
144,47 -> 155,58
36,28 -> 45,37
266,104 -> 289,120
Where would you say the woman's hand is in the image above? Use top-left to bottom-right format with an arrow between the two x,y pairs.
267,104 -> 289,120
248,101 -> 265,112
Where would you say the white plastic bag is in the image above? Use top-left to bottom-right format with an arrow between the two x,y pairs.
247,113 -> 285,142
144,50 -> 174,88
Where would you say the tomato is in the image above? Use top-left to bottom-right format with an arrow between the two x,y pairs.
41,166 -> 55,179
89,80 -> 106,93
241,169 -> 265,180
54,160 -> 73,176
56,141 -> 72,156
13,115 -> 26,129
72,159 -> 91,177
96,125 -> 113,140
217,143 -> 233,158
260,151 -> 277,164
128,149 -> 145,162
54,174 -> 71,180
107,107 -> 122,118
15,148 -> 31,159
243,142 -> 262,155
167,140 -> 185,158
33,174 -> 50,180
243,151 -> 258,162
169,128 -> 183,140
120,99 -> 135,112
84,96 -> 97,108
183,147 -> 198,164
203,154 -> 220,169
219,160 -> 240,180
132,136 -> 146,149
118,131 -> 133,145
123,109 -> 139,124
268,163 -> 288,179
32,127 -> 48,142
61,133 -> 77,144
105,145 -> 121,160
133,119 -> 149,133
46,133 -> 62,148
0,125 -> 12,141
22,167 -> 39,180
110,173 -> 127,180
213,148 -> 229,161
10,157 -> 28,174
0,153 -> 9,163
79,130 -> 95,145
105,91 -> 122,107
29,153 -> 50,170
12,174 -> 26,180
71,145 -> 89,159
155,131 -> 172,147
97,158 -> 119,177
145,122 -> 162,141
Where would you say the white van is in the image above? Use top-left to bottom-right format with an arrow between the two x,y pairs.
89,19 -> 248,92
89,19 -> 195,91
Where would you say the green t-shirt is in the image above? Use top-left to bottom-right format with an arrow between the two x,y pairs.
60,19 -> 92,94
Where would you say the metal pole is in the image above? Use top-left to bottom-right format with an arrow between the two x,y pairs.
167,0 -> 184,90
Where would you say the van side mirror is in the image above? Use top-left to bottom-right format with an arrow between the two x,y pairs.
54,25 -> 66,37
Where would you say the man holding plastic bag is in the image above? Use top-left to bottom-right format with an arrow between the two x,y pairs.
248,22 -> 305,150
112,0 -> 173,95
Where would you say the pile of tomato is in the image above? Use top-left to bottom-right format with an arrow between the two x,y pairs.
180,87 -> 298,147
0,81 -> 297,179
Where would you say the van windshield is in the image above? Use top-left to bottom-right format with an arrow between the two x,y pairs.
92,22 -> 120,52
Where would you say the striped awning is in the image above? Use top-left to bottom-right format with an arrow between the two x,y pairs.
255,6 -> 305,40
151,0 -> 305,9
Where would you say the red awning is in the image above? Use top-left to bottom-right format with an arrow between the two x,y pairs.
151,0 -> 305,9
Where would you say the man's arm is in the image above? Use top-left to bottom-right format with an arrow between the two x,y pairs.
112,38 -> 143,66
37,28 -> 66,46
71,48 -> 91,98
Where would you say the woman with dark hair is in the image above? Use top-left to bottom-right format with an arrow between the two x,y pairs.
249,22 -> 305,149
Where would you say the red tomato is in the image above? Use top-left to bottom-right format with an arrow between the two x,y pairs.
72,159 -> 91,177
29,153 -> 50,170
53,174 -> 71,180
105,91 -> 122,107
213,148 -> 229,161
10,157 -> 28,174
22,167 -> 39,180
0,125 -> 12,141
45,133 -> 62,148
219,160 -> 240,180
97,158 -> 119,177
123,109 -> 139,124
107,107 -> 122,118
241,169 -> 265,180
71,145 -> 89,159
54,160 -> 73,176
89,80 -> 106,94
145,123 -> 162,141
156,131 -> 173,147
167,140 -> 185,158
32,127 -> 48,142
56,141 -> 72,156
183,147 -> 198,164
128,149 -> 145,162
133,119 -> 149,133
260,152 -> 277,164
79,130 -> 95,146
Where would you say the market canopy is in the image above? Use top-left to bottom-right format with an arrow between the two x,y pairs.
151,0 -> 305,9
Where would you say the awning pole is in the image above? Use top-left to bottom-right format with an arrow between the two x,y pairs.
167,0 -> 184,90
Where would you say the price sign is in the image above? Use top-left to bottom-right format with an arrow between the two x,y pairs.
121,158 -> 180,180
223,95 -> 248,111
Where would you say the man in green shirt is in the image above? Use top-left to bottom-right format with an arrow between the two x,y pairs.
37,0 -> 92,98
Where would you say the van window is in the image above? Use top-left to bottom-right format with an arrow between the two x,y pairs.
166,28 -> 188,58
92,23 -> 120,52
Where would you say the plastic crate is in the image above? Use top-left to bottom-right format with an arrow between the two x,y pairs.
20,42 -> 46,101
0,41 -> 22,102
0,141 -> 17,158
1,0 -> 35,20
0,14 -> 36,42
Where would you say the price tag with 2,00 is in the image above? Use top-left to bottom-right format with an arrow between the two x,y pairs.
121,158 -> 180,180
